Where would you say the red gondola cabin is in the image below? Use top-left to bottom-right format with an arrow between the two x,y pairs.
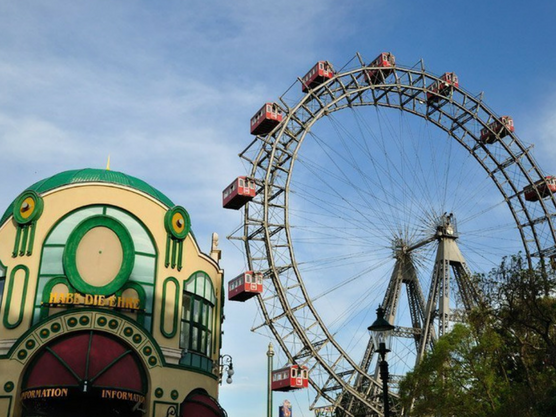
271,365 -> 309,392
364,52 -> 396,84
480,116 -> 515,144
524,176 -> 556,202
228,271 -> 263,302
301,61 -> 334,93
427,72 -> 459,103
251,103 -> 283,135
222,177 -> 256,210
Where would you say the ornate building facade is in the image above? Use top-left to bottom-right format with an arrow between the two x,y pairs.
0,169 -> 226,417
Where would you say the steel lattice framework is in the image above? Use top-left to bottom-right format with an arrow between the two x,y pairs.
232,54 -> 556,417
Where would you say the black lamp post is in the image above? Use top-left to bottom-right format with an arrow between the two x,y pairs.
368,305 -> 395,417
216,354 -> 235,384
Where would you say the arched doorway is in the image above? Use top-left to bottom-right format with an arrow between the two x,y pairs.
180,390 -> 227,417
21,331 -> 147,417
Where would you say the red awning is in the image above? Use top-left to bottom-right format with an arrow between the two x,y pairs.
25,331 -> 145,392
180,391 -> 227,417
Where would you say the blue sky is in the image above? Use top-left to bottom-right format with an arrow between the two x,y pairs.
1,1 -> 556,417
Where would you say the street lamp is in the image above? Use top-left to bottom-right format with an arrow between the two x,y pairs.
215,354 -> 235,384
368,305 -> 395,417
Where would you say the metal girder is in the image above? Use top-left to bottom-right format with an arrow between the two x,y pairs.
236,54 -> 556,417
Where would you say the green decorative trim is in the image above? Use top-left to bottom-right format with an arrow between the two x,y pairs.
160,277 -> 180,339
7,309 -> 165,370
1,168 -> 175,227
164,206 -> 191,240
4,382 -> 14,393
171,390 -> 179,400
164,234 -> 171,268
155,388 -> 164,398
171,239 -> 178,269
13,190 -> 44,225
12,227 -> 21,258
63,215 -> 135,296
3,265 -> 29,329
32,204 -> 158,327
164,206 -> 190,271
19,226 -> 29,256
27,223 -> 37,256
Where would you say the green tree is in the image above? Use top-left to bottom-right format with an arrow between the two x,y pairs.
399,257 -> 556,417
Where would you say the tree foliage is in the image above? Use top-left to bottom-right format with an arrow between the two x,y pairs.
399,256 -> 556,416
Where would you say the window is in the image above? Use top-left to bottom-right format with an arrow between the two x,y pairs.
180,272 -> 216,357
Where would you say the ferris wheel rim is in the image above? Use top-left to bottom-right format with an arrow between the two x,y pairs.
239,54 -> 556,415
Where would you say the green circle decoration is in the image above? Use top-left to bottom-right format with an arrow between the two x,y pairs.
51,323 -> 61,332
148,356 -> 157,366
4,382 -> 14,393
109,319 -> 119,329
133,334 -> 142,344
124,327 -> 133,337
164,206 -> 191,240
40,329 -> 50,339
67,318 -> 78,327
171,390 -> 179,400
13,190 -> 44,225
79,316 -> 90,326
18,350 -> 27,359
143,346 -> 152,355
63,215 -> 135,296
97,317 -> 107,326
155,388 -> 164,398
25,340 -> 36,349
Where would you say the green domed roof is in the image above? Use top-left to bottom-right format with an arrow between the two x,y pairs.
1,168 -> 175,226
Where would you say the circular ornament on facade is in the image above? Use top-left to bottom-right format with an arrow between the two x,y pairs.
171,390 -> 179,400
63,215 -> 135,296
97,316 -> 107,327
67,317 -> 78,328
143,346 -> 152,356
4,382 -> 14,393
133,334 -> 142,344
40,329 -> 50,339
79,316 -> 90,326
155,388 -> 164,398
18,350 -> 27,360
109,319 -> 119,329
148,356 -> 157,366
164,206 -> 191,240
25,340 -> 36,349
51,322 -> 61,333
124,327 -> 134,337
13,190 -> 44,225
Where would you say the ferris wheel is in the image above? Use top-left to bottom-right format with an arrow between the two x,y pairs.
226,53 -> 556,416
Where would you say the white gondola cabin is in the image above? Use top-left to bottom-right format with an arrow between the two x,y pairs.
301,61 -> 334,93
364,52 -> 396,84
427,72 -> 459,103
523,176 -> 556,202
228,271 -> 263,302
222,176 -> 256,210
271,365 -> 309,392
251,103 -> 283,135
480,116 -> 515,144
